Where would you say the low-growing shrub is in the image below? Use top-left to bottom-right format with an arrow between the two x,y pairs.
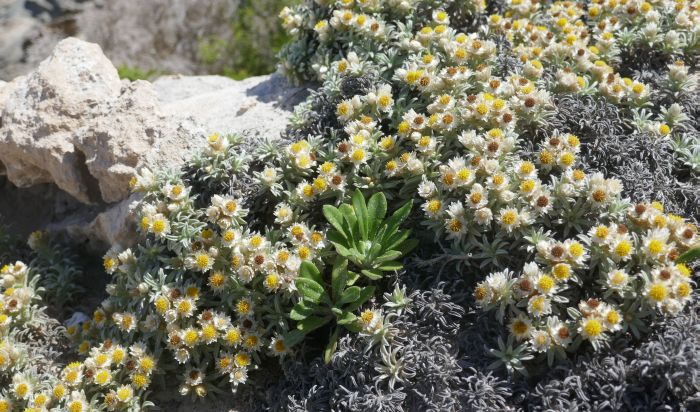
1,1 -> 699,410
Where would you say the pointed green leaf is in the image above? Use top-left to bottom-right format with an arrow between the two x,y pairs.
339,203 -> 358,241
360,269 -> 383,280
299,261 -> 322,284
324,328 -> 340,364
339,286 -> 361,305
382,229 -> 411,252
384,199 -> 413,236
326,230 -> 347,248
344,286 -> 375,312
290,302 -> 315,320
367,192 -> 387,236
378,260 -> 403,271
331,257 -> 349,301
347,270 -> 360,286
396,238 -> 419,255
295,278 -> 326,303
344,322 -> 362,333
678,246 -> 700,264
366,240 -> 383,263
352,189 -> 369,240
330,241 -> 362,261
297,315 -> 330,333
336,311 -> 357,325
375,250 -> 402,264
322,205 -> 347,238
283,330 -> 305,346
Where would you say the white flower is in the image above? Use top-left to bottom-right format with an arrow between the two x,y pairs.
465,184 -> 488,209
527,295 -> 551,317
498,208 -> 522,232
547,317 -> 572,347
229,368 -> 248,386
417,179 -> 437,198
530,329 -> 552,352
509,315 -> 532,340
474,207 -> 493,226
606,269 -> 630,291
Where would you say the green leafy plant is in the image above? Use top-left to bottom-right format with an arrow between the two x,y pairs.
323,190 -> 417,280
289,257 -> 374,362
678,246 -> 700,264
287,190 -> 416,362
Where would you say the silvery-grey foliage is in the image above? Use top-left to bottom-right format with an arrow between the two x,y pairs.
525,295 -> 700,411
287,74 -> 378,142
264,285 -> 508,412
545,94 -> 699,221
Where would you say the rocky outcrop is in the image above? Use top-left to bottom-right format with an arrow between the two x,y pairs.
0,37 -> 203,204
154,73 -> 307,140
0,0 -> 93,81
0,37 -> 306,251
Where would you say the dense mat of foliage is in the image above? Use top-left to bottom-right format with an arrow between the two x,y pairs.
1,1 -> 699,411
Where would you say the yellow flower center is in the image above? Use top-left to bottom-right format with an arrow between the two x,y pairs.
132,374 -> 148,389
448,219 -> 463,232
519,161 -> 535,175
611,272 -> 626,286
512,320 -> 528,335
250,235 -> 263,248
538,275 -> 555,293
501,211 -> 518,225
583,319 -> 602,337
569,242 -> 584,258
195,254 -> 210,269
265,274 -> 280,289
226,328 -> 241,345
235,353 -> 250,367
606,310 -> 620,325
647,239 -> 664,255
520,179 -> 536,193
552,263 -> 570,280
298,246 -> 311,260
209,272 -> 226,288
237,299 -> 251,314
68,401 -> 83,412
560,152 -> 575,166
677,282 -> 691,298
614,240 -> 632,258
184,329 -> 199,346
95,370 -> 110,385
202,324 -> 217,341
595,226 -> 609,239
427,199 -> 441,213
648,283 -> 667,302
360,309 -> 374,324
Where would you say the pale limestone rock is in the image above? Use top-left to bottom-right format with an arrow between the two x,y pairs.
154,73 -> 306,141
0,37 -> 204,204
0,37 -> 306,251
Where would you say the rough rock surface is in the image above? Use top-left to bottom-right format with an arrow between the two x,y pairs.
0,37 -> 305,251
0,37 -> 205,204
0,0 -> 92,81
154,73 -> 307,139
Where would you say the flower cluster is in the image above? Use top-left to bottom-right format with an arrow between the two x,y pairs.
1,260 -> 155,411
477,201 -> 697,369
1,1 -> 697,410
273,0 -> 698,371
73,135 -> 337,398
280,0 -> 697,138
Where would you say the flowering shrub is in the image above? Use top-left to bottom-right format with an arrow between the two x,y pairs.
0,260 -> 156,411
272,0 -> 699,397
1,0 -> 699,411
